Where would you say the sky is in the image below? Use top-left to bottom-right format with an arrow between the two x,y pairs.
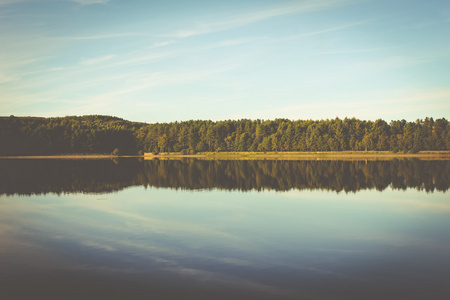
0,0 -> 449,123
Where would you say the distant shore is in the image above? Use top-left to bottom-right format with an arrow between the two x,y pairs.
1,151 -> 449,160
144,151 -> 450,160
0,154 -> 126,159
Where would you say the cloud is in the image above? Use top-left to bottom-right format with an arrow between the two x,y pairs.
0,72 -> 19,84
81,240 -> 115,252
207,37 -> 265,49
0,0 -> 111,6
62,33 -> 146,41
149,41 -> 177,49
165,266 -> 296,297
0,0 -> 27,5
162,0 -> 364,38
80,64 -> 239,101
80,54 -> 114,65
316,45 -> 403,55
351,56 -> 430,72
70,0 -> 109,5
272,20 -> 371,43
303,21 -> 368,37
106,53 -> 168,69
235,88 -> 450,121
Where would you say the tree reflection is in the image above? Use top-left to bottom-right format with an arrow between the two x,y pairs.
0,159 -> 448,196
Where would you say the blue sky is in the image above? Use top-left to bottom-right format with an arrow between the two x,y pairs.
0,0 -> 449,123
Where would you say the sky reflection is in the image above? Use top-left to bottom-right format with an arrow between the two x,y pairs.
1,187 -> 449,299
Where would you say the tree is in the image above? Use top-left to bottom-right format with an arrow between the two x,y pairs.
258,136 -> 272,152
1,116 -> 449,156
158,134 -> 168,153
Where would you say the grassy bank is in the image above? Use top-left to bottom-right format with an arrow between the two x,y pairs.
2,151 -> 449,160
0,154 -> 143,159
144,151 -> 450,160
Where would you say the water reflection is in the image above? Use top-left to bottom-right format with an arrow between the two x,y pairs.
1,188 -> 449,300
0,158 -> 449,195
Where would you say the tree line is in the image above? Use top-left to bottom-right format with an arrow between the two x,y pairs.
1,159 -> 448,195
0,115 -> 143,155
1,115 -> 449,155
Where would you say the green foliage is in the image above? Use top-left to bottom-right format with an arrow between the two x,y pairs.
134,117 -> 449,154
1,115 -> 449,156
0,115 -> 142,155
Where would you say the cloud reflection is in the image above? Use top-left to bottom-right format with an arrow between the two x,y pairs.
1,187 -> 450,299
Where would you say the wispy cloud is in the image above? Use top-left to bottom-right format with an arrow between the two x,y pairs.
106,53 -> 169,69
270,20 -> 370,44
162,0 -> 364,38
61,32 -> 146,40
0,0 -> 110,6
166,266 -> 296,297
298,20 -> 368,38
0,72 -> 19,84
70,0 -> 109,5
235,88 -> 450,121
316,45 -> 404,55
351,56 -> 430,72
206,37 -> 265,49
82,64 -> 240,101
0,0 -> 27,5
1,61 -> 239,116
149,41 -> 177,49
80,54 -> 114,65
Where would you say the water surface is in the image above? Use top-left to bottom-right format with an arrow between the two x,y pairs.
1,158 -> 449,299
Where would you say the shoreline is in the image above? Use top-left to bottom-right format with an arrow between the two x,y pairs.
0,155 -> 138,159
2,151 -> 449,160
146,151 -> 450,160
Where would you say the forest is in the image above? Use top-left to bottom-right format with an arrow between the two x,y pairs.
0,115 -> 449,155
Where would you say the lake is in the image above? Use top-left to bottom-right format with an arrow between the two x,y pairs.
1,158 -> 449,300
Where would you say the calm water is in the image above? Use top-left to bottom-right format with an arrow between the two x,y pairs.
1,158 -> 449,300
